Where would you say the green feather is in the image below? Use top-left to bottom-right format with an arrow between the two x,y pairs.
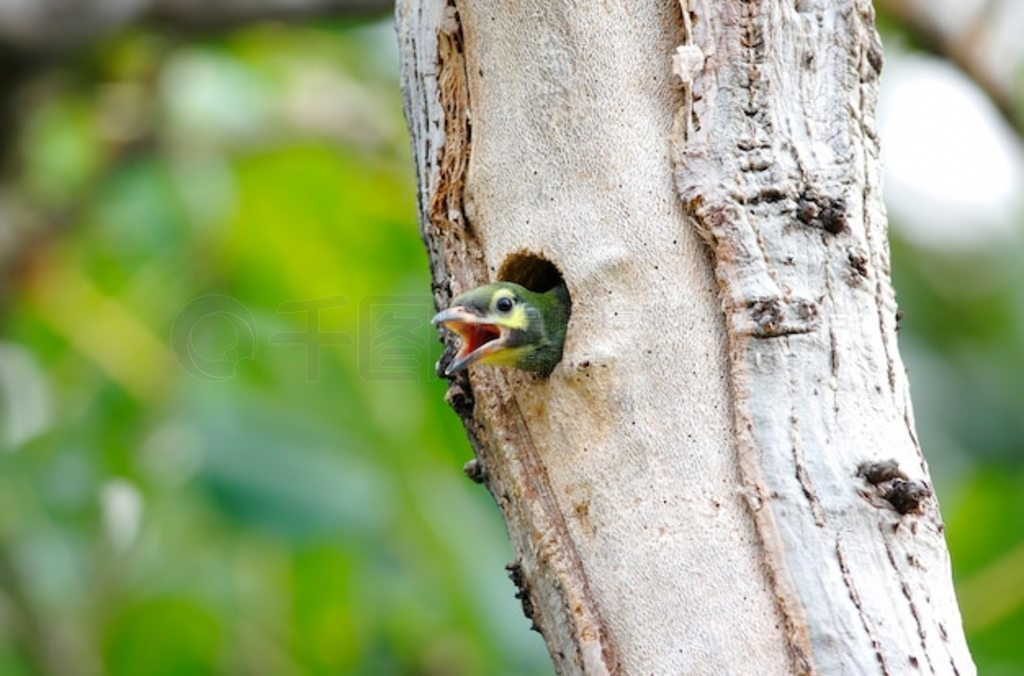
513,283 -> 570,374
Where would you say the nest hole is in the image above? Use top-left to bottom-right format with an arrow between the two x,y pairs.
498,252 -> 565,293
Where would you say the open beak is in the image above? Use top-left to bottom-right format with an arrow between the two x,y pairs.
432,306 -> 509,376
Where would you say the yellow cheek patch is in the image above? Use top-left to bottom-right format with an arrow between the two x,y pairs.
505,305 -> 528,330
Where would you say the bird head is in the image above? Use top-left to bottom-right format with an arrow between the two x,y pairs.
432,281 -> 569,376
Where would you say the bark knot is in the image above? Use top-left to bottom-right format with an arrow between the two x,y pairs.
797,187 -> 847,234
847,247 -> 869,282
444,380 -> 474,417
743,297 -> 819,338
463,457 -> 487,484
858,460 -> 932,515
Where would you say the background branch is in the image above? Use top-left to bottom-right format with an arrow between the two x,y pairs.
0,0 -> 392,52
876,0 -> 1023,136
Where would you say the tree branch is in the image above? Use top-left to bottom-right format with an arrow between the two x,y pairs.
0,0 -> 393,52
0,547 -> 80,676
876,0 -> 1022,136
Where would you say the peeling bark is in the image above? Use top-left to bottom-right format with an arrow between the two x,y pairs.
397,0 -> 974,673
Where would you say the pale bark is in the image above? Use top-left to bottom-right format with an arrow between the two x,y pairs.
397,1 -> 974,674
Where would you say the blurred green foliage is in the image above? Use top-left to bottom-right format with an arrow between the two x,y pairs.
0,15 -> 1020,676
0,19 -> 548,676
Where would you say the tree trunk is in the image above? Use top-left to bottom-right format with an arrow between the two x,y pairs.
396,1 -> 975,673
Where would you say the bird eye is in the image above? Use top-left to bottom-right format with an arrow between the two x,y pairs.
496,296 -> 514,313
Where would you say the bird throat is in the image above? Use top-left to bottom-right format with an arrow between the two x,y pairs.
455,323 -> 502,360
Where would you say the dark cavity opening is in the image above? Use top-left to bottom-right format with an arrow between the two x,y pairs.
498,252 -> 565,293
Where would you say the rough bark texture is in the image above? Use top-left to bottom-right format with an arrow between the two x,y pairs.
675,1 -> 975,673
397,0 -> 975,673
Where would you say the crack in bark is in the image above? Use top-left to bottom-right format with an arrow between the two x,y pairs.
882,531 -> 936,674
506,393 -> 618,675
851,7 -> 898,400
901,386 -> 931,478
836,537 -> 891,675
823,251 -> 841,417
734,407 -> 816,675
829,329 -> 839,379
790,413 -> 826,527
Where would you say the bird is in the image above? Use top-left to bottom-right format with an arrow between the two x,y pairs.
432,281 -> 570,377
